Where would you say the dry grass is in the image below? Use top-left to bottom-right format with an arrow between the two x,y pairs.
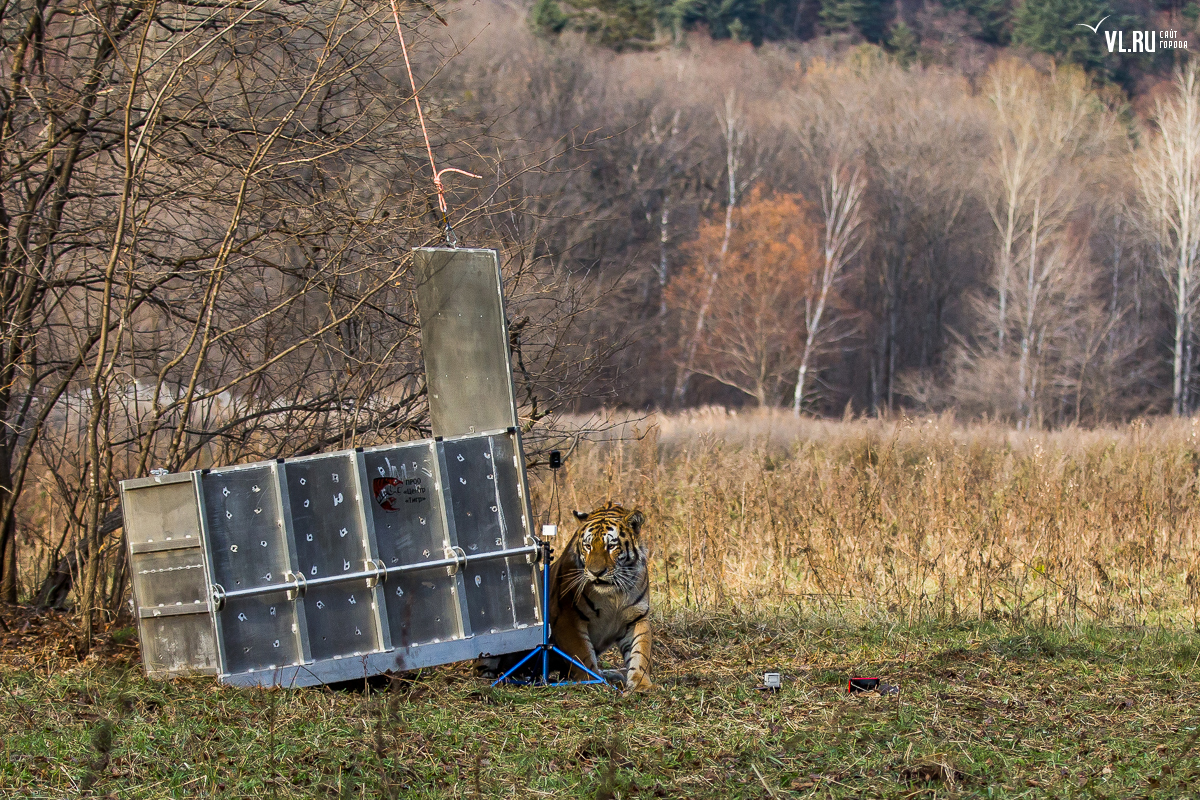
538,410 -> 1200,628
5,412 -> 1200,797
3,611 -> 1199,798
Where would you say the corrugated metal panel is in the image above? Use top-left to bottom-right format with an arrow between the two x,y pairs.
121,432 -> 541,686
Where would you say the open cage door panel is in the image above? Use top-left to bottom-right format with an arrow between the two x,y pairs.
413,247 -> 518,439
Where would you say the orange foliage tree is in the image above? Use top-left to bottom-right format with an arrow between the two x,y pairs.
667,189 -> 823,406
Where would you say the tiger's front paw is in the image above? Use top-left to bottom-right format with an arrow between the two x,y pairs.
623,670 -> 652,694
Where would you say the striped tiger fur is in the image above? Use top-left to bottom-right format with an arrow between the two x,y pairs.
549,502 -> 651,692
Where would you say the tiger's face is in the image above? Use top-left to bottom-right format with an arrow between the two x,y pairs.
571,503 -> 645,590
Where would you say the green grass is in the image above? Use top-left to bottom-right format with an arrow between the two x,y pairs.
3,612 -> 1200,798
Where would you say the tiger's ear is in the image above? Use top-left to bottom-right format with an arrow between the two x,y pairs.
626,509 -> 645,536
573,510 -> 589,522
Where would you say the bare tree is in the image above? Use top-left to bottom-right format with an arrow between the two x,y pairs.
792,162 -> 865,414
988,61 -> 1043,350
15,0 -> 448,643
981,61 -> 1113,426
672,90 -> 747,406
1135,61 -> 1200,416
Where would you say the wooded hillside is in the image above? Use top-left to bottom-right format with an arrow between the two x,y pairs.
424,0 -> 1199,422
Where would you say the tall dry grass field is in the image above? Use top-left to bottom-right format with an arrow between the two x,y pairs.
536,410 -> 1200,628
8,411 -> 1200,799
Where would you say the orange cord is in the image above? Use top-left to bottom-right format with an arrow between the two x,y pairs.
388,0 -> 480,222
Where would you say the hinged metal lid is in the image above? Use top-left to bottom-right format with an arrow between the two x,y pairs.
413,248 -> 519,438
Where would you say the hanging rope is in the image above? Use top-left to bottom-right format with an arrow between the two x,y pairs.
388,0 -> 479,245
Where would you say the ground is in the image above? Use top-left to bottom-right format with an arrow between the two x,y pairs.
2,607 -> 1198,798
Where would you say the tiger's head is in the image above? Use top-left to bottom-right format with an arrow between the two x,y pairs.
569,502 -> 646,590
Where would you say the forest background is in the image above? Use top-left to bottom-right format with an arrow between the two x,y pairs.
437,0 -> 1200,424
1,0 -> 1199,648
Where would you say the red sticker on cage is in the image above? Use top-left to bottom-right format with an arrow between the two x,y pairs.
373,477 -> 404,511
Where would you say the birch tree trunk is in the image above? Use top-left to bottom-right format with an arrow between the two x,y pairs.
793,163 -> 866,415
1135,62 -> 1200,416
673,91 -> 745,405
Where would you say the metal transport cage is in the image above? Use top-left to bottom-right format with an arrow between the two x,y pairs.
121,248 -> 543,686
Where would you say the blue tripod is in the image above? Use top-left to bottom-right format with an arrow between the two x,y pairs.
491,536 -> 612,688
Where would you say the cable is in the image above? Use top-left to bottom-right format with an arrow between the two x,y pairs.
387,1 -> 480,244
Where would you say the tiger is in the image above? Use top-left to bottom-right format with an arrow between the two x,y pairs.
549,502 -> 652,692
